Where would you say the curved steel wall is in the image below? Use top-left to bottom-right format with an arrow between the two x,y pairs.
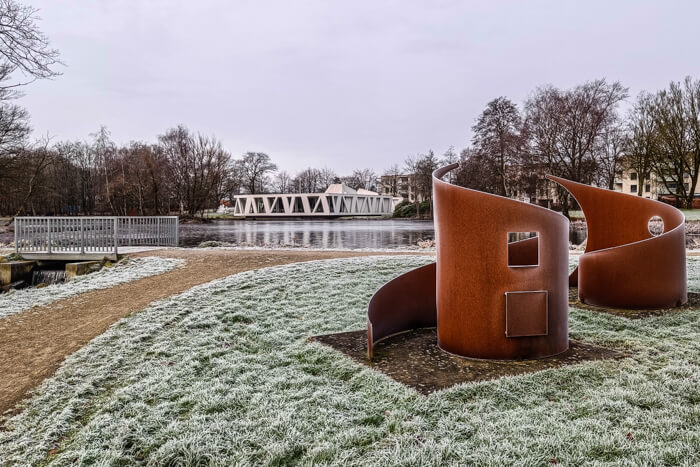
548,176 -> 687,309
368,164 -> 570,360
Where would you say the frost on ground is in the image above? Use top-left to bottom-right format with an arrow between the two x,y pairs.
1,256 -> 699,466
0,257 -> 184,319
686,256 -> 700,293
569,254 -> 579,273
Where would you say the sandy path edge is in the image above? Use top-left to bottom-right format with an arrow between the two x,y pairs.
0,249 -> 431,420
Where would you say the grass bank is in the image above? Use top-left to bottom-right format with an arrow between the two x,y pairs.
0,257 -> 184,319
1,256 -> 698,465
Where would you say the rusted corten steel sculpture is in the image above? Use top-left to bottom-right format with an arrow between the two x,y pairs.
368,164 -> 570,360
548,176 -> 687,309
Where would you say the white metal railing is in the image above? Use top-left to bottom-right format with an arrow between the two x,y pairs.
14,216 -> 179,256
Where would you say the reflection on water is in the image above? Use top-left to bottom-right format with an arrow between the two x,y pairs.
179,219 -> 436,249
180,219 -> 590,250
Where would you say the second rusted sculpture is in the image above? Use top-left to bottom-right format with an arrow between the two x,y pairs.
548,176 -> 687,309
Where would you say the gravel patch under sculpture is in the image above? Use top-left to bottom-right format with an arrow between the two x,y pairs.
0,257 -> 184,319
0,255 -> 699,465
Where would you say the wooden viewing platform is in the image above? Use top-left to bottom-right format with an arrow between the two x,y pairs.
14,216 -> 179,261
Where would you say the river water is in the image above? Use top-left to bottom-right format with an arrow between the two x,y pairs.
0,218 -> 588,250
179,219 -> 589,249
179,219 -> 436,249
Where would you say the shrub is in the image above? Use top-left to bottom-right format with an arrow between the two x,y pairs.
198,241 -> 224,248
392,200 -> 414,218
392,199 -> 432,218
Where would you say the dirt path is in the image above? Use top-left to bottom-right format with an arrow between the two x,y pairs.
0,249 -> 430,419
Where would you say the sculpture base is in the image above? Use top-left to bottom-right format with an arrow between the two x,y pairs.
570,290 -> 699,318
310,329 -> 626,395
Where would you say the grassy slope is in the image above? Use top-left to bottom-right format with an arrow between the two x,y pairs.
0,257 -> 184,319
1,256 -> 699,466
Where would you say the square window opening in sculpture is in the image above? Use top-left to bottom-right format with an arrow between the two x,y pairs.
505,290 -> 548,337
507,232 -> 539,267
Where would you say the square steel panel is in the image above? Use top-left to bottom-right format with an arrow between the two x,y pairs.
505,290 -> 548,337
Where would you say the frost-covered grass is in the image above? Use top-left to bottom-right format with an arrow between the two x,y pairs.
686,256 -> 700,293
0,257 -> 184,319
569,253 -> 580,273
1,255 -> 699,466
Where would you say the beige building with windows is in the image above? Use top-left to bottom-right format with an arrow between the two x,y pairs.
614,169 -> 658,199
614,167 -> 698,201
380,174 -> 424,202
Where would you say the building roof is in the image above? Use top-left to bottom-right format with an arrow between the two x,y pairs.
324,183 -> 357,194
357,188 -> 379,196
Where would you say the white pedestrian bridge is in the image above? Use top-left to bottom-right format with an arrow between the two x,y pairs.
225,184 -> 398,218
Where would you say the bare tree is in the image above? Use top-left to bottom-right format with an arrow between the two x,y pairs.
159,125 -> 232,215
291,168 -> 323,193
625,93 -> 656,196
0,64 -> 30,188
382,164 -> 401,196
525,79 -> 629,216
110,142 -> 170,215
648,77 -> 700,208
158,125 -> 190,213
415,150 -> 439,213
472,97 -> 525,196
404,151 -> 439,217
440,146 -> 458,183
8,136 -> 54,219
273,170 -> 291,193
317,167 -> 337,191
90,126 -> 116,213
142,144 -> 169,214
0,98 -> 29,173
55,140 -> 96,213
217,159 -> 243,207
238,152 -> 277,194
596,124 -> 626,190
0,0 -> 61,88
348,168 -> 377,191
453,147 -> 500,194
0,0 -> 60,221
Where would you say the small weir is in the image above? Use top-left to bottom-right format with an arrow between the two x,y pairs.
1,259 -> 82,294
31,269 -> 66,286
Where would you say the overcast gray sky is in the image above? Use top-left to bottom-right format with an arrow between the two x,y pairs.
18,0 -> 700,174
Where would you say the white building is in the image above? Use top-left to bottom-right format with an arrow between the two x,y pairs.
219,184 -> 398,218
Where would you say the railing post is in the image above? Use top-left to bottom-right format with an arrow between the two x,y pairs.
113,217 -> 118,258
157,217 -> 160,246
47,218 -> 52,254
128,217 -> 132,246
174,217 -> 179,247
14,218 -> 18,255
80,218 -> 85,254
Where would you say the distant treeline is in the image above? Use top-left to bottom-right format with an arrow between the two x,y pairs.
452,77 -> 700,214
0,124 -> 396,217
2,76 -> 700,219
